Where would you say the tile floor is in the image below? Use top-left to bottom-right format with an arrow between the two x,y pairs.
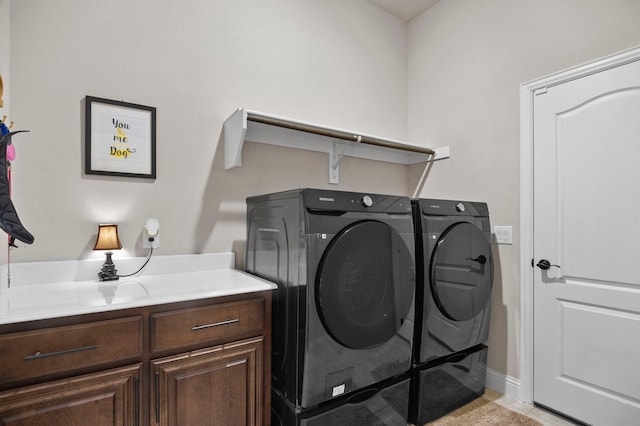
483,389 -> 583,425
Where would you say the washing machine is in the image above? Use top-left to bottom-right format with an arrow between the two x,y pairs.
245,188 -> 415,414
411,198 -> 493,363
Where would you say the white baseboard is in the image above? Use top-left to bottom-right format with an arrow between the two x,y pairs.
486,367 -> 522,401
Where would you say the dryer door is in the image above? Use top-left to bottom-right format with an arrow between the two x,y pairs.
315,220 -> 414,349
430,222 -> 493,321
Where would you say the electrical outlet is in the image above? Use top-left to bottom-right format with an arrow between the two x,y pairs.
143,233 -> 160,249
494,226 -> 513,245
143,218 -> 160,249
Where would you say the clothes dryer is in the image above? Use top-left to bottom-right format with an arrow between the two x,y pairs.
246,189 -> 415,411
411,198 -> 493,363
409,199 -> 493,424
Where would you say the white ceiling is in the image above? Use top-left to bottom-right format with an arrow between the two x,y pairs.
366,0 -> 440,21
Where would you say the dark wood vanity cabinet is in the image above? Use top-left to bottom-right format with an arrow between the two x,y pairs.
0,291 -> 271,426
0,364 -> 141,426
149,297 -> 268,426
152,336 -> 264,425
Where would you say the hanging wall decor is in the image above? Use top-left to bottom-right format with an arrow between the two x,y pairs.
0,74 -> 34,246
85,96 -> 156,179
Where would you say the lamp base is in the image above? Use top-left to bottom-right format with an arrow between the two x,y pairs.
98,269 -> 119,281
98,251 -> 119,282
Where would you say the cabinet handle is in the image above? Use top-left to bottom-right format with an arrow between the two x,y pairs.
191,318 -> 239,331
23,344 -> 97,360
155,371 -> 160,423
134,377 -> 140,426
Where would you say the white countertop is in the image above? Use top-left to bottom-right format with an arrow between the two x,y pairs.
0,253 -> 276,325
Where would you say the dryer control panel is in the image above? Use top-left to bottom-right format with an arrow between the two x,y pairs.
418,199 -> 489,217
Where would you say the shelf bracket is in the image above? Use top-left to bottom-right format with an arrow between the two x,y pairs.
329,143 -> 340,184
329,136 -> 362,184
223,108 -> 247,169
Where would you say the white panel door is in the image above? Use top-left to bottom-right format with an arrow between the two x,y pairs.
533,58 -> 640,425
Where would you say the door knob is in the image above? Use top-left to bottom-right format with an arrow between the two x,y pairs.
536,259 -> 560,270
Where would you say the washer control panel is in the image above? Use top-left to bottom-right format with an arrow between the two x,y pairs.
303,189 -> 412,213
361,195 -> 373,207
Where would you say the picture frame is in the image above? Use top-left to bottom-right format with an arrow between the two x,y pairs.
85,96 -> 156,179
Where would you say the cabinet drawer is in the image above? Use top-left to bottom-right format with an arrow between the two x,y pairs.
151,298 -> 265,353
0,316 -> 143,384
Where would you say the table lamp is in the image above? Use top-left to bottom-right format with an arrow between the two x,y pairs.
94,224 -> 122,281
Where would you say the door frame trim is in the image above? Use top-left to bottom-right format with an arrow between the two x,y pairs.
519,45 -> 640,404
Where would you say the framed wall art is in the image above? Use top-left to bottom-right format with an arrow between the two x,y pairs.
85,96 -> 156,179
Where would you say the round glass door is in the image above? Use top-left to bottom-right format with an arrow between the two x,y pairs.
430,222 -> 493,321
316,221 -> 414,349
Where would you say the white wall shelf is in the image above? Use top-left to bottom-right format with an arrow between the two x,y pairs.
223,108 -> 449,184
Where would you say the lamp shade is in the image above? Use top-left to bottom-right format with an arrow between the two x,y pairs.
93,224 -> 122,251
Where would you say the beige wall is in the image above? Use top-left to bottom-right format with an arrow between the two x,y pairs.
4,0 -> 410,266
408,0 -> 640,381
6,0 -> 640,388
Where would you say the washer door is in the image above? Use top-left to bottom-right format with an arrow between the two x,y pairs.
430,222 -> 493,321
316,221 -> 414,349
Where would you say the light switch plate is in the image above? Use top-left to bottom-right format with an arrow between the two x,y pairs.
494,226 -> 513,245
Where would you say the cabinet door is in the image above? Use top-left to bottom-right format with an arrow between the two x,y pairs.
152,337 -> 264,426
0,364 -> 141,426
